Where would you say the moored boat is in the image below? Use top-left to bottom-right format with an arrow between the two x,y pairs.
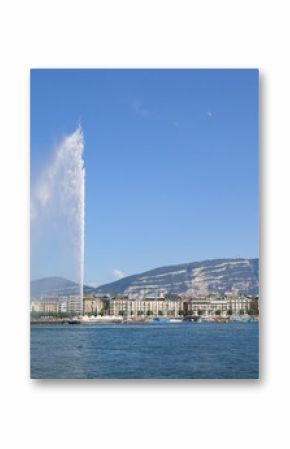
149,317 -> 170,324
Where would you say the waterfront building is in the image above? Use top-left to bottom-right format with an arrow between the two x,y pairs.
109,295 -> 183,317
30,298 -> 60,314
83,296 -> 106,315
184,296 -> 252,315
30,296 -> 80,315
66,296 -> 82,315
108,295 -> 254,318
227,296 -> 252,314
30,293 -> 257,318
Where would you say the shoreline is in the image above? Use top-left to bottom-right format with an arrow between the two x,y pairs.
30,316 -> 259,325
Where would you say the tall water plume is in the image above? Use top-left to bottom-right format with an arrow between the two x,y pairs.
31,125 -> 85,314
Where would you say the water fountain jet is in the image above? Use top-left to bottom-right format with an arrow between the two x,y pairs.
31,125 -> 85,314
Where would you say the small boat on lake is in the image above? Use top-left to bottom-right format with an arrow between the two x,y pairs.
149,317 -> 170,324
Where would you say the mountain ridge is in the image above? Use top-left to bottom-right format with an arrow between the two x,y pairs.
95,258 -> 259,297
31,258 -> 259,297
30,276 -> 95,297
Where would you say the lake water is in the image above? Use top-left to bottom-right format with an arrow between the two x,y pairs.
30,322 -> 259,379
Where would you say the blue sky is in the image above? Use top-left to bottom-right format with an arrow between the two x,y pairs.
31,69 -> 258,286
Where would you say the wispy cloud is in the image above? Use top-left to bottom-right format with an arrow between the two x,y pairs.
207,111 -> 213,118
132,100 -> 151,118
86,281 -> 98,288
113,269 -> 126,280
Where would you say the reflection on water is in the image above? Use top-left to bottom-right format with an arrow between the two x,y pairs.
31,322 -> 259,379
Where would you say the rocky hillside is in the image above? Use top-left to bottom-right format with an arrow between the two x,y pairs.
31,258 -> 259,298
95,258 -> 259,297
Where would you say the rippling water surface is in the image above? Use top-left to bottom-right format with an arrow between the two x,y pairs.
31,322 -> 259,379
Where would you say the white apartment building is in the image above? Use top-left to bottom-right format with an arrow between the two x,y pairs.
109,297 -> 183,317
